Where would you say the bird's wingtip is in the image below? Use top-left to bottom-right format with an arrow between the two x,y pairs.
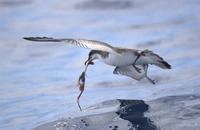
23,37 -> 33,41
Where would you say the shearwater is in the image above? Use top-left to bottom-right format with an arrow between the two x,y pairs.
24,37 -> 171,84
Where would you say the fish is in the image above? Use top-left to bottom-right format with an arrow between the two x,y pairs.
77,60 -> 94,111
77,72 -> 85,111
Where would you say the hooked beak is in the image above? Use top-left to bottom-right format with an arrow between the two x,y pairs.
84,57 -> 94,65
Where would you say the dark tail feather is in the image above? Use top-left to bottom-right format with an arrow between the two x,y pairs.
142,49 -> 171,69
156,60 -> 171,69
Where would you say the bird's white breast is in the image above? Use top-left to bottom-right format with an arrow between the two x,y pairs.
100,52 -> 137,67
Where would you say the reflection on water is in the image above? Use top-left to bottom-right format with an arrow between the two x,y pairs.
117,100 -> 158,130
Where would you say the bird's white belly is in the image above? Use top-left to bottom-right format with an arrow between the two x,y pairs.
100,52 -> 136,67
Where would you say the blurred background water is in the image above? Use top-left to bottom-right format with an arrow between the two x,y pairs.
0,0 -> 200,130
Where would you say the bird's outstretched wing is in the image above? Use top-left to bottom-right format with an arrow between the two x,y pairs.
23,37 -> 121,55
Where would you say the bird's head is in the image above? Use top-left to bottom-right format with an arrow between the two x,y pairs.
84,50 -> 101,65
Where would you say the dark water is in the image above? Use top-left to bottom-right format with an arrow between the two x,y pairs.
33,95 -> 200,130
0,0 -> 200,130
34,99 -> 158,130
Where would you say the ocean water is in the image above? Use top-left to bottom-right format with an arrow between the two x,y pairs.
0,0 -> 200,130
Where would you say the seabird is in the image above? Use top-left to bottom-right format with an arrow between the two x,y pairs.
23,37 -> 171,83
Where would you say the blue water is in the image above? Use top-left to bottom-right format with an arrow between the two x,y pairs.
0,0 -> 200,130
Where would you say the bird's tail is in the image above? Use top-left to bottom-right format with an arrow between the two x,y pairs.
142,49 -> 171,69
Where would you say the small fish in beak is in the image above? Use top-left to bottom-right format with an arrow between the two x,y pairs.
77,59 -> 94,111
77,72 -> 85,111
84,57 -> 95,65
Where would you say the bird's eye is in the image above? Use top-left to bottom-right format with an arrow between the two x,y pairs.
89,52 -> 93,57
